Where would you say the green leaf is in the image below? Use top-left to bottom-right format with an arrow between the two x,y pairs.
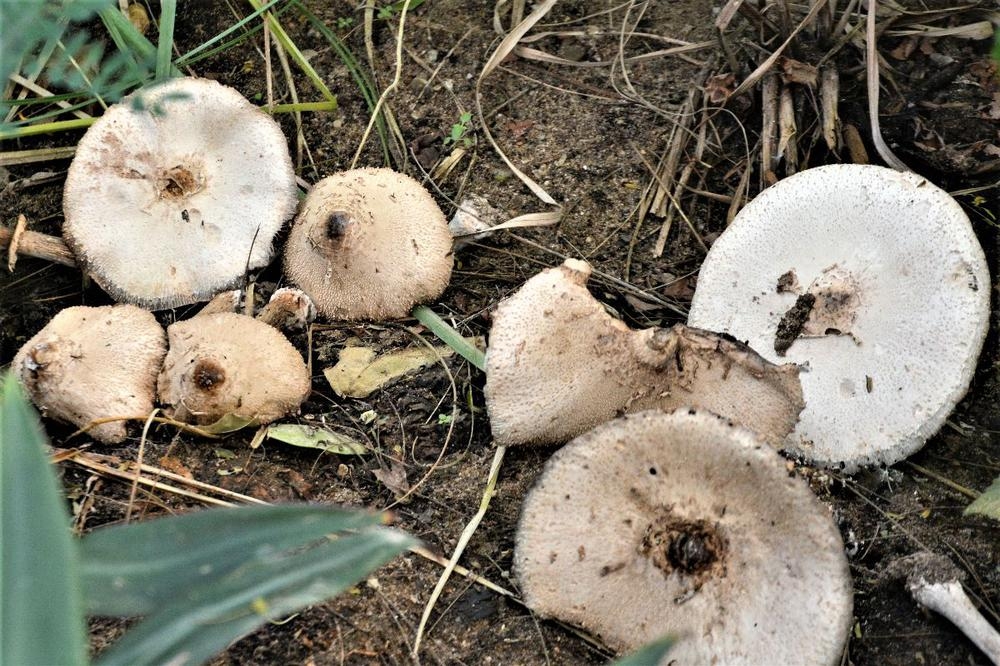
155,0 -> 177,80
81,504 -> 387,616
966,475 -> 1000,520
0,374 -> 88,666
411,305 -> 486,371
266,423 -> 368,455
200,412 -> 260,435
608,635 -> 674,665
94,526 -> 415,666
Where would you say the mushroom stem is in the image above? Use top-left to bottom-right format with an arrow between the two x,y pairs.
910,579 -> 1000,662
0,221 -> 77,269
896,552 -> 1000,663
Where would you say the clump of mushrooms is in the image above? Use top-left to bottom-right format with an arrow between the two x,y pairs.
58,76 -> 298,309
484,258 -> 804,447
515,409 -> 853,664
12,305 -> 166,443
283,167 -> 454,321
688,164 -> 989,470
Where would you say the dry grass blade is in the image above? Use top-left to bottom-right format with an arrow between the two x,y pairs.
865,0 -> 909,171
475,0 -> 562,226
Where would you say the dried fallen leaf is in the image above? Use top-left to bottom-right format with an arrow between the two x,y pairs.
200,412 -> 260,435
324,340 -> 481,399
372,460 -> 411,499
265,423 -> 368,455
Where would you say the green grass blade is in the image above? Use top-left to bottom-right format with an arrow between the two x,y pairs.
247,0 -> 336,107
94,527 -> 415,666
176,0 -> 283,66
81,504 -> 390,616
412,305 -> 486,371
295,0 -> 390,164
608,635 -> 675,665
98,4 -> 157,65
0,117 -> 95,140
0,375 -> 88,666
155,0 -> 177,80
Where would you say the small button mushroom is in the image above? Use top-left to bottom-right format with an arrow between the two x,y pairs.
13,305 -> 167,443
156,312 -> 311,425
283,168 -> 453,321
484,258 -> 804,447
256,287 -> 316,330
62,77 -> 298,310
688,164 -> 990,470
515,409 -> 854,664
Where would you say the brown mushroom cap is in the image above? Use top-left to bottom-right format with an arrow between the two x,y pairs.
156,312 -> 310,424
283,168 -> 453,320
63,77 -> 298,310
13,305 -> 166,443
515,409 -> 853,664
484,259 -> 803,446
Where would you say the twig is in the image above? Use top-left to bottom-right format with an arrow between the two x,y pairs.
865,0 -> 909,171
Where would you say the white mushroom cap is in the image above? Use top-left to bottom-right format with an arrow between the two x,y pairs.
13,305 -> 166,443
484,259 -> 803,447
283,168 -> 453,320
688,164 -> 990,470
63,77 -> 298,310
515,409 -> 853,664
156,312 -> 310,425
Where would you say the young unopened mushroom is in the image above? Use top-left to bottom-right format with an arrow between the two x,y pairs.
63,77 -> 298,310
256,287 -> 316,330
688,164 -> 989,470
889,552 -> 1000,662
13,305 -> 166,443
283,168 -> 453,320
484,259 -> 804,447
515,409 -> 853,664
156,312 -> 310,425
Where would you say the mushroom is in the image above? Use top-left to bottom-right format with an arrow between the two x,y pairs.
62,77 -> 298,310
156,312 -> 310,425
888,552 -> 1000,663
256,287 -> 316,330
484,259 -> 804,447
688,165 -> 989,470
283,168 -> 453,320
515,409 -> 853,664
12,305 -> 166,443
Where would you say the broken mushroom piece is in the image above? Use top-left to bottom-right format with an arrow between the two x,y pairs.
484,259 -> 804,447
515,410 -> 853,664
157,312 -> 310,425
256,287 -> 316,330
12,305 -> 166,443
889,552 -> 1000,663
63,77 -> 298,310
688,164 -> 990,469
283,168 -> 453,320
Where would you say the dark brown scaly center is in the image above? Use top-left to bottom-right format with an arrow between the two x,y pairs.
192,359 -> 226,392
639,514 -> 727,587
157,165 -> 203,200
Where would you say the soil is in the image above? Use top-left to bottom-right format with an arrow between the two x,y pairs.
3,1 -> 1000,664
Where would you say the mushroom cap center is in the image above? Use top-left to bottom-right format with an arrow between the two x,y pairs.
156,163 -> 204,200
639,512 -> 728,587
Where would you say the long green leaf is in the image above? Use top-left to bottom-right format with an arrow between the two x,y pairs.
94,527 -> 415,666
412,305 -> 486,371
965,475 -> 1000,520
608,635 -> 675,665
81,504 -> 388,616
155,0 -> 177,80
0,374 -> 88,666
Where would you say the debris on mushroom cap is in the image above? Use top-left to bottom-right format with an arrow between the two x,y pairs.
484,258 -> 804,447
157,312 -> 310,425
688,164 -> 990,470
514,409 -> 853,665
256,287 -> 316,330
283,167 -> 453,320
62,77 -> 298,310
13,305 -> 166,443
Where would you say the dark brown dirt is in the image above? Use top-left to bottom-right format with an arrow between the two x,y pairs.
3,1 -> 1000,665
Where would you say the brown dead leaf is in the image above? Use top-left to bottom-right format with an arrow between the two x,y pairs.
778,56 -> 818,86
889,37 -> 918,60
158,455 -> 194,479
372,461 -> 411,500
705,73 -> 736,104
